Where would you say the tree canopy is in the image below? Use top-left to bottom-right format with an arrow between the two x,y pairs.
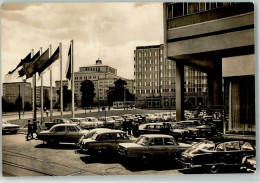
107,78 -> 135,106
80,80 -> 96,108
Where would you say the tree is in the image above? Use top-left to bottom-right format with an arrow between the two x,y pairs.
57,86 -> 72,110
2,97 -> 17,112
24,102 -> 32,111
80,80 -> 96,108
15,97 -> 22,111
107,78 -> 135,106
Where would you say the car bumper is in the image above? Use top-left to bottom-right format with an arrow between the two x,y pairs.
2,128 -> 19,133
177,160 -> 202,169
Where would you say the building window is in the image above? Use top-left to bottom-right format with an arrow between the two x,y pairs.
173,3 -> 184,17
188,3 -> 199,14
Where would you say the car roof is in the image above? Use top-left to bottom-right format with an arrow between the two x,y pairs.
52,124 -> 78,127
71,118 -> 85,120
85,117 -> 97,119
95,129 -> 124,134
140,134 -> 173,138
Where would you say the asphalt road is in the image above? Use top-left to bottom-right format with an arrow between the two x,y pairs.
2,133 -> 183,177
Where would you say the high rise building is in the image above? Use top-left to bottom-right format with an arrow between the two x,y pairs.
2,82 -> 32,106
164,2 -> 254,134
134,44 -> 207,109
35,86 -> 56,107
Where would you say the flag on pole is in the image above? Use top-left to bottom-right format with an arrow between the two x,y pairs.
38,46 -> 59,77
23,48 -> 49,79
18,50 -> 40,77
4,52 -> 31,82
7,52 -> 31,75
65,44 -> 72,81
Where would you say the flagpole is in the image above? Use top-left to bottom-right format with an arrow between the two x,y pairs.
60,42 -> 63,118
71,40 -> 75,118
31,49 -> 37,122
40,47 -> 44,123
49,44 -> 53,121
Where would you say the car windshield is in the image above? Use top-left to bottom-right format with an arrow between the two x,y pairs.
3,121 -> 10,124
185,141 -> 215,154
136,136 -> 149,146
91,133 -> 99,140
75,125 -> 83,131
106,117 -> 113,121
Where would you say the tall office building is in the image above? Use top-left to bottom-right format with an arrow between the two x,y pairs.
134,44 -> 207,109
2,82 -> 32,105
164,2 -> 254,134
35,86 -> 56,107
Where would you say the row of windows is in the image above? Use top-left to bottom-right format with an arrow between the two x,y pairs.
75,75 -> 98,80
84,67 -> 101,72
167,2 -> 237,19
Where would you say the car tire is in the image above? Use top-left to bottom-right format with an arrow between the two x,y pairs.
210,165 -> 221,174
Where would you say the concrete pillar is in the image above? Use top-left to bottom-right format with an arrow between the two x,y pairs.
207,72 -> 223,107
176,62 -> 184,121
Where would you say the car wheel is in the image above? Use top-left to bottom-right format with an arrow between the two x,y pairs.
210,165 -> 221,174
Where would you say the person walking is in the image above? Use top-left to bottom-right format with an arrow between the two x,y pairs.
127,121 -> 132,136
25,120 -> 33,141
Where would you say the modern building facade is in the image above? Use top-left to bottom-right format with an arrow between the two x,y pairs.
163,2 -> 254,134
134,45 -> 207,109
2,82 -> 32,105
55,60 -> 134,106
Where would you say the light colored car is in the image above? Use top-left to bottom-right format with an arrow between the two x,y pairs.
109,116 -> 124,128
70,118 -> 87,125
2,121 -> 20,134
98,117 -> 116,128
36,124 -> 89,145
118,134 -> 191,162
79,129 -> 132,155
83,117 -> 104,129
145,114 -> 158,122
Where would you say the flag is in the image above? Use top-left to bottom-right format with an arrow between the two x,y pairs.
4,52 -> 31,82
23,49 -> 49,79
7,52 -> 31,75
18,50 -> 40,77
65,45 -> 72,80
38,46 -> 59,76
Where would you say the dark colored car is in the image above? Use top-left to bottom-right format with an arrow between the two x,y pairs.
139,123 -> 189,140
44,118 -> 71,130
179,141 -> 256,173
37,124 -> 89,145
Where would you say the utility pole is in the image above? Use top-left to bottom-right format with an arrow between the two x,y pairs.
18,84 -> 21,120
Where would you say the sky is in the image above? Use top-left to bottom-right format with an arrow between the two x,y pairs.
1,2 -> 163,86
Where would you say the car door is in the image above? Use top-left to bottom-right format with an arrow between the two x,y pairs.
222,141 -> 241,165
148,138 -> 165,158
163,137 -> 179,157
100,133 -> 116,151
53,126 -> 66,142
209,143 -> 226,165
65,126 -> 79,143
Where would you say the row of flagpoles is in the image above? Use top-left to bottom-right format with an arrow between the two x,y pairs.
6,40 -> 75,122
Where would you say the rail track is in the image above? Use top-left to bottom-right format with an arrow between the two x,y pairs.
2,150 -> 105,176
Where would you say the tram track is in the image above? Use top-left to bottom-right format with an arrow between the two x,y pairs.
2,150 -> 105,176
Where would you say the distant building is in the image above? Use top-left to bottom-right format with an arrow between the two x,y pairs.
35,86 -> 56,107
134,44 -> 207,109
2,82 -> 32,106
55,60 -> 134,106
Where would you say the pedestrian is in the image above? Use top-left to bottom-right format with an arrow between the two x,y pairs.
160,122 -> 166,134
25,120 -> 33,141
122,120 -> 127,132
127,121 -> 132,136
165,123 -> 171,135
133,123 -> 139,137
33,121 -> 37,135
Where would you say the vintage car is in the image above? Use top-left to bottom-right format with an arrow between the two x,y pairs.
78,129 -> 132,155
98,117 -> 116,128
36,124 -> 89,145
118,134 -> 191,163
138,123 -> 189,140
2,121 -> 20,134
133,114 -> 146,124
179,141 -> 256,173
83,117 -> 104,129
241,155 -> 256,173
145,114 -> 159,122
70,118 -> 87,124
121,114 -> 135,123
44,118 -> 71,130
109,116 -> 124,129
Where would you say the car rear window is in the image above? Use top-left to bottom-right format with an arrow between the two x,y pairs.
241,142 -> 254,151
225,141 -> 240,151
164,138 -> 176,145
149,138 -> 164,146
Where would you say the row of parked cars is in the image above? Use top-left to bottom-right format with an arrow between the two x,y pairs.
35,122 -> 256,173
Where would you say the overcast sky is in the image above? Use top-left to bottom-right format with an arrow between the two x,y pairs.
1,2 -> 163,86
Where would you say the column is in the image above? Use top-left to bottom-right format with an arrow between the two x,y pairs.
175,62 -> 184,121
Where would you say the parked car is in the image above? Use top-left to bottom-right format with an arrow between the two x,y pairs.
138,123 -> 189,140
76,128 -> 112,149
70,118 -> 88,125
109,116 -> 124,129
2,121 -> 20,134
98,117 -> 116,128
118,134 -> 191,163
133,114 -> 146,124
241,155 -> 256,173
36,124 -> 89,145
83,117 -> 104,129
44,118 -> 71,130
145,114 -> 158,122
79,129 -> 132,155
121,114 -> 135,123
179,141 -> 256,173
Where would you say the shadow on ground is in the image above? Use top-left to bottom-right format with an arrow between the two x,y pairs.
34,143 -> 77,150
